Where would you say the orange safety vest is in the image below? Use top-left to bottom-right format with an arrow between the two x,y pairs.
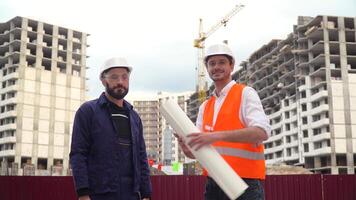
202,84 -> 266,179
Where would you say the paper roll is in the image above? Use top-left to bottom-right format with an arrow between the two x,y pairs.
160,99 -> 248,199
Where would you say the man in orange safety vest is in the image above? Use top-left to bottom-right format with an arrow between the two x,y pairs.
177,43 -> 271,200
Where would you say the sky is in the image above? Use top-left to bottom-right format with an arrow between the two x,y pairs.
1,0 -> 355,99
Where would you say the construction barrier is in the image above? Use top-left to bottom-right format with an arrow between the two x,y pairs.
0,175 -> 355,200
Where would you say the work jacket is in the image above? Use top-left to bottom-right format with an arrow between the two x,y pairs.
70,93 -> 152,197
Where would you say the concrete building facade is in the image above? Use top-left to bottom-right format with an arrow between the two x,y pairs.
158,91 -> 193,165
131,91 -> 193,165
234,15 -> 356,174
132,99 -> 160,162
0,16 -> 88,175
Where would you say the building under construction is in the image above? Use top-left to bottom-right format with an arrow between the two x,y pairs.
132,91 -> 193,165
237,15 -> 356,174
0,16 -> 88,175
189,15 -> 356,174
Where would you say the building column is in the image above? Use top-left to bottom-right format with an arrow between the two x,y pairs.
338,17 -> 354,174
322,16 -> 338,174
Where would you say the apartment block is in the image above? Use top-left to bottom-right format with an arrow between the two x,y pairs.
0,16 -> 88,175
131,91 -> 193,165
187,90 -> 211,123
132,99 -> 160,162
234,15 -> 356,174
158,91 -> 193,165
187,92 -> 200,123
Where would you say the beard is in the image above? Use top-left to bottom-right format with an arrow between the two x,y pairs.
105,83 -> 129,100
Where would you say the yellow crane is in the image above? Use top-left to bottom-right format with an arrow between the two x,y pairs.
194,4 -> 245,102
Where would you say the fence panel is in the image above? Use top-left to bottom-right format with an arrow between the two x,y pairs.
264,174 -> 322,200
1,175 -> 356,200
150,175 -> 206,200
0,176 -> 77,200
323,175 -> 356,200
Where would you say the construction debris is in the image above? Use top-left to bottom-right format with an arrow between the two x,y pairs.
267,164 -> 312,175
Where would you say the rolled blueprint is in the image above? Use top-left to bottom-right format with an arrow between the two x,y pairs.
160,99 -> 248,199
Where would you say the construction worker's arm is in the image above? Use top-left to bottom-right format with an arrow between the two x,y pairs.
187,127 -> 267,151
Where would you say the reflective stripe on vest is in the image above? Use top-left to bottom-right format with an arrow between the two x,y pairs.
215,146 -> 265,160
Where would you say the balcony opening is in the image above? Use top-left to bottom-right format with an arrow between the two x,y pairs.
285,111 -> 290,119
346,43 -> 356,56
38,57 -> 49,70
336,154 -> 347,166
313,128 -> 322,136
321,156 -> 331,167
347,60 -> 356,71
73,31 -> 82,43
8,79 -> 17,86
42,35 -> 53,47
344,18 -> 355,30
312,101 -> 320,108
6,104 -> 15,111
302,104 -> 307,111
72,66 -> 81,77
37,158 -> 48,170
56,63 -> 66,73
304,143 -> 309,152
58,27 -> 68,40
326,17 -> 338,29
302,117 -> 308,124
21,157 -> 32,168
42,49 -> 52,59
0,21 -> 11,33
338,168 -> 348,174
346,30 -> 355,42
314,141 -> 322,149
43,23 -> 53,35
300,91 -> 306,98
329,45 -> 340,55
27,19 -> 38,32
328,30 -> 339,42
26,58 -> 36,68
57,51 -> 67,63
276,151 -> 283,158
58,39 -> 67,51
312,114 -> 321,122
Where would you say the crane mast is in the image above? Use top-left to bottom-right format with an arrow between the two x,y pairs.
194,4 -> 244,102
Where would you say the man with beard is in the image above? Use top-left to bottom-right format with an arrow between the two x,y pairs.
70,57 -> 151,200
176,44 -> 271,200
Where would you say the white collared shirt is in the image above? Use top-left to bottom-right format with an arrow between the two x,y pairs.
196,80 -> 271,137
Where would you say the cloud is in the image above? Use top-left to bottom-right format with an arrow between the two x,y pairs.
1,0 -> 356,99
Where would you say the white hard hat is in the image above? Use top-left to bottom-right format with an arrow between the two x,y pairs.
99,57 -> 132,79
204,43 -> 235,64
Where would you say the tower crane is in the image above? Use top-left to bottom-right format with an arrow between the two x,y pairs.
193,4 -> 244,102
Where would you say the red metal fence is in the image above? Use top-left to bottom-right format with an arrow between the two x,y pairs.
264,174 -> 323,200
0,175 -> 356,200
